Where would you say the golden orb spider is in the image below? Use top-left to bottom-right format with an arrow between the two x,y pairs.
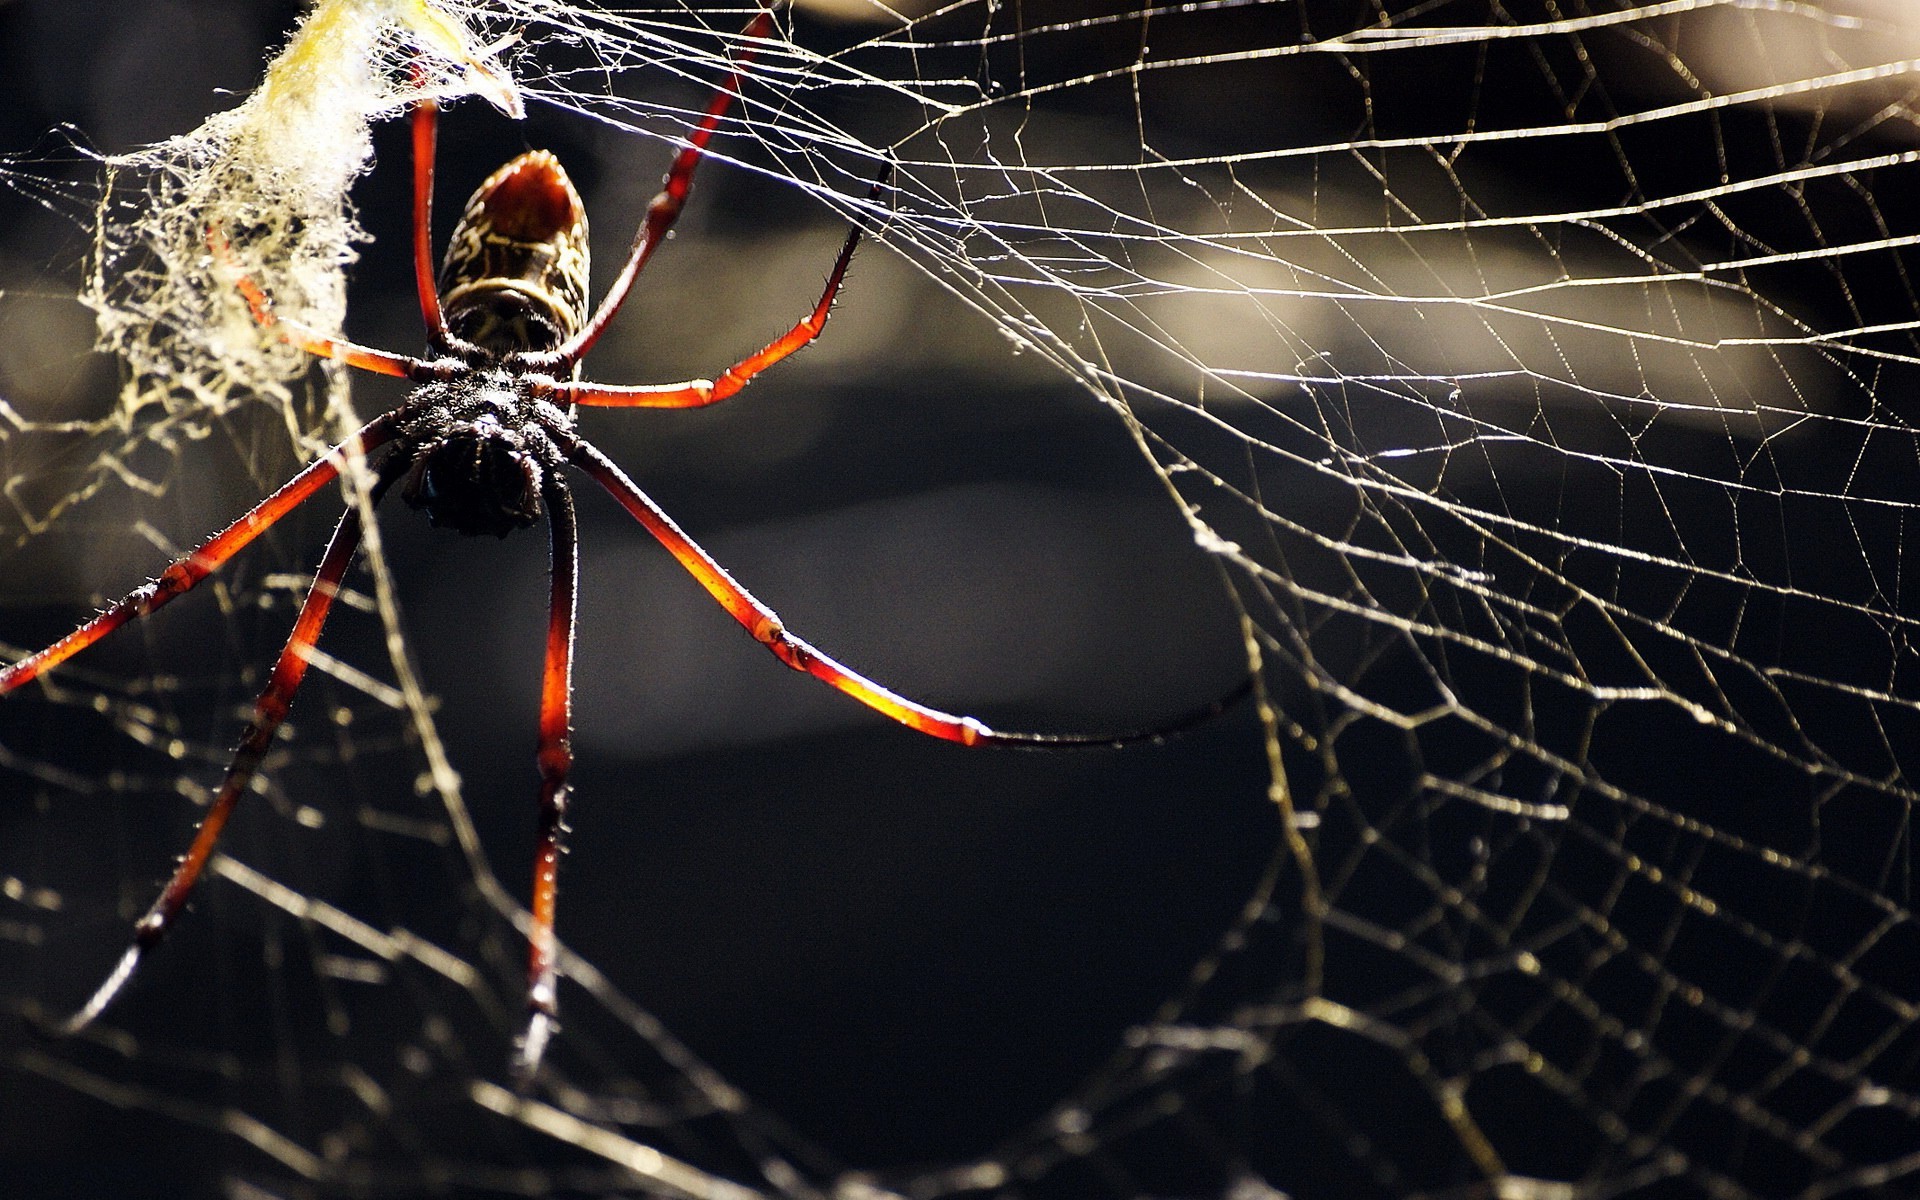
1,8 -> 1241,1079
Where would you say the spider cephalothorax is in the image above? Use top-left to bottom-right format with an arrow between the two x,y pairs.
1,4 -> 1242,1083
395,370 -> 569,536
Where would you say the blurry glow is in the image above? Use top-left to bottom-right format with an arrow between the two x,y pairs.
1683,0 -> 1920,138
1135,200 -> 1837,435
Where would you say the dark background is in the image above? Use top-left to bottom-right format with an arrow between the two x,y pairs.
7,1 -> 1920,1198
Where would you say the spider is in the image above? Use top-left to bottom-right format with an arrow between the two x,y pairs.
1,8 -> 1241,1079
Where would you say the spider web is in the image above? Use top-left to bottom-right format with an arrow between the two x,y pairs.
3,0 -> 1919,1196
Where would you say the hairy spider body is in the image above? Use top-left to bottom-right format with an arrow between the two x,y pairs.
395,371 -> 568,536
399,152 -> 588,536
2,7 -> 1244,1082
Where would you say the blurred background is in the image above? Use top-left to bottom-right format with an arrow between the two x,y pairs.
5,1 -> 1920,1197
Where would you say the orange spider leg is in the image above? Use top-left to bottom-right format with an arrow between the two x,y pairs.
552,173 -> 882,409
560,433 -> 1238,748
54,472 -> 391,1035
0,413 -> 400,695
208,226 -> 433,380
411,93 -> 450,344
528,7 -> 777,370
515,479 -> 578,1081
559,435 -> 986,742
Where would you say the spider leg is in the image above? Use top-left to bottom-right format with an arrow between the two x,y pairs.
514,477 -> 579,1082
549,168 -> 891,410
411,92 -> 452,347
0,413 -> 401,694
51,467 -> 395,1036
527,5 -> 777,371
558,431 -> 1243,747
208,226 -> 439,381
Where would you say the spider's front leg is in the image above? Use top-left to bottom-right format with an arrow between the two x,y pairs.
516,476 -> 579,1081
0,415 -> 401,696
47,461 -> 402,1035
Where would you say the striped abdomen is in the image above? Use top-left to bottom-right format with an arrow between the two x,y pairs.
439,151 -> 591,355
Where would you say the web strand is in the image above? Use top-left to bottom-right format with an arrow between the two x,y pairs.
4,1 -> 1920,1197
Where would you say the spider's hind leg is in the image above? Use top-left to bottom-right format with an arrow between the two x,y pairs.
526,4 -> 777,371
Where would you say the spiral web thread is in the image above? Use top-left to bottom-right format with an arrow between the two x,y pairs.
5,1 -> 1920,1197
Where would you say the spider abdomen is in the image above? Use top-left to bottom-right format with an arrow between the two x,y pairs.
438,151 -> 591,355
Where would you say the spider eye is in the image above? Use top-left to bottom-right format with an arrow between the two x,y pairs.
439,151 -> 591,354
